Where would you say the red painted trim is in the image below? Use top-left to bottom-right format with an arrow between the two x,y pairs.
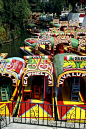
52,86 -> 53,103
17,85 -> 18,99
44,76 -> 45,100
22,85 -> 23,101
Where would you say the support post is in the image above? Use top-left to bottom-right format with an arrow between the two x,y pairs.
22,85 -> 23,101
44,76 -> 45,100
0,120 -> 1,129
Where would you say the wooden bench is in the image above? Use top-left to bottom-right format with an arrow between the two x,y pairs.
24,85 -> 32,98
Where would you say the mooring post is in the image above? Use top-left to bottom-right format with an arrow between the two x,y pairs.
0,120 -> 1,129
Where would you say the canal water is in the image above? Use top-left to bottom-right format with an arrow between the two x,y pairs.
0,27 -> 47,58
0,29 -> 31,58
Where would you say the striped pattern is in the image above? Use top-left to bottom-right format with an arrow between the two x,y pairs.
53,19 -> 59,24
24,55 -> 50,60
69,20 -> 79,27
64,55 -> 86,60
60,21 -> 68,27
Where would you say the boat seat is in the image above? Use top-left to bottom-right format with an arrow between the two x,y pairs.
33,85 -> 41,99
24,85 -> 32,99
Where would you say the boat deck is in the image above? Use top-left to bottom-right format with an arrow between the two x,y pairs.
18,89 -> 55,120
56,80 -> 86,121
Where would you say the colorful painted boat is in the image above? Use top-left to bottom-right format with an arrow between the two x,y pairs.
53,35 -> 72,56
64,27 -> 75,38
27,24 -> 39,35
77,38 -> 86,55
20,46 -> 44,56
69,20 -> 79,28
49,28 -> 64,36
24,38 -> 38,46
53,53 -> 86,122
0,53 -> 8,59
76,26 -> 86,40
24,32 -> 53,56
68,20 -> 79,35
49,19 -> 60,28
60,21 -> 68,31
17,55 -> 54,120
0,54 -> 25,116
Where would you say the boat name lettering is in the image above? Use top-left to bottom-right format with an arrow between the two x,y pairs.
38,41 -> 51,46
59,72 -> 86,86
24,72 -> 52,85
0,61 -> 6,71
32,56 -> 42,59
78,43 -> 86,51
0,60 -> 6,63
72,56 -> 86,60
0,73 -> 16,85
58,41 -> 68,43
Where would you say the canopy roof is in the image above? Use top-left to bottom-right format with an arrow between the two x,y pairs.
71,38 -> 78,48
0,56 -> 25,86
53,24 -> 60,28
53,53 -> 76,79
24,38 -> 38,46
23,55 -> 53,86
28,23 -> 37,27
24,36 -> 79,50
0,53 -> 8,59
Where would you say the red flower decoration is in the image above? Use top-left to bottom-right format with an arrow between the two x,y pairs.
26,39 -> 37,44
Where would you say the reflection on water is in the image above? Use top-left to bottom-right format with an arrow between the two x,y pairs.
0,27 -> 48,58
0,30 -> 31,58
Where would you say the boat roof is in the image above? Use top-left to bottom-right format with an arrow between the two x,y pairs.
53,53 -> 76,79
28,23 -> 37,27
0,56 -> 25,86
23,55 -> 53,86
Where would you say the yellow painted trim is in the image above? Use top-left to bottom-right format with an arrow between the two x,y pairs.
10,87 -> 17,101
78,42 -> 86,52
55,94 -> 60,119
22,70 -> 54,87
52,92 -> 55,118
0,87 -> 17,103
13,95 -> 21,114
0,71 -> 18,86
17,93 -> 22,117
57,70 -> 86,87
18,80 -> 21,86
79,51 -> 86,55
79,92 -> 84,102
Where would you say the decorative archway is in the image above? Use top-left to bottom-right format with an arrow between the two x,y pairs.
53,36 -> 72,55
69,20 -> 79,28
60,21 -> 68,31
78,39 -> 86,54
0,72 -> 17,86
35,34 -> 51,55
57,70 -> 86,87
76,26 -> 86,39
23,71 -> 53,86
53,19 -> 59,24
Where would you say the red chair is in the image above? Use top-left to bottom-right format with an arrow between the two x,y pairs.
33,85 -> 40,99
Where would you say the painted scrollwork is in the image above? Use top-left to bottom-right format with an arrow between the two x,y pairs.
27,64 -> 37,71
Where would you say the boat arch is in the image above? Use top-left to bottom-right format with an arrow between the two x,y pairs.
53,36 -> 72,55
0,72 -> 17,86
57,70 -> 86,87
78,39 -> 86,53
35,39 -> 51,51
22,71 -> 53,86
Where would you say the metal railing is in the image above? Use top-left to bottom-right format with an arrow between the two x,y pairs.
0,101 -> 86,129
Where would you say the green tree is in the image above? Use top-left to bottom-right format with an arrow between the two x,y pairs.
67,0 -> 80,12
2,0 -> 31,30
39,0 -> 62,15
0,0 -> 4,13
0,0 -> 4,23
